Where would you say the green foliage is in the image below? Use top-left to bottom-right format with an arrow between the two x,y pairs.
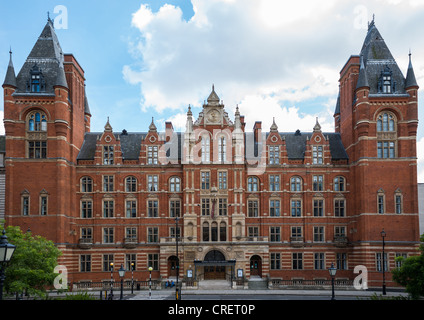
2,224 -> 62,299
59,291 -> 98,300
391,234 -> 424,300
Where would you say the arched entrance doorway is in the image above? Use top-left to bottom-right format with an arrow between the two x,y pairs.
168,256 -> 179,277
204,250 -> 226,280
250,255 -> 262,278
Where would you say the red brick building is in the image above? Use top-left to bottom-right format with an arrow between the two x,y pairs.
2,18 -> 420,289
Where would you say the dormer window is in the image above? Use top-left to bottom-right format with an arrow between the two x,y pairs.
378,66 -> 396,94
27,64 -> 46,93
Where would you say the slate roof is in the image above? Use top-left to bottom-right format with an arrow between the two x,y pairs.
13,19 -> 67,95
77,131 -> 348,162
3,51 -> 17,87
359,22 -> 407,95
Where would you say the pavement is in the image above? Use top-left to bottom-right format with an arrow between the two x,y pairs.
124,287 -> 409,300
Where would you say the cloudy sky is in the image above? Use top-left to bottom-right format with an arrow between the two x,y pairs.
0,0 -> 423,181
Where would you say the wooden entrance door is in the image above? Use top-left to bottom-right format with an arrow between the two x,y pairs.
250,255 -> 262,277
204,266 -> 226,280
168,256 -> 179,277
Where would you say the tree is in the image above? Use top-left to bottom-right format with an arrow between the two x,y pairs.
391,234 -> 424,299
2,224 -> 62,299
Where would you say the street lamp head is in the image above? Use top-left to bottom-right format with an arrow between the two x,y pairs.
381,229 -> 386,238
148,266 -> 153,272
328,262 -> 337,277
0,229 -> 16,263
118,264 -> 126,278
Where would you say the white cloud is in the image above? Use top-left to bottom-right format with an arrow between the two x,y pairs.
123,0 -> 424,176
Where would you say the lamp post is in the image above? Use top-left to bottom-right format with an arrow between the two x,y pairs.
175,216 -> 180,301
381,229 -> 387,295
0,229 -> 16,300
148,266 -> 153,299
108,262 -> 114,300
328,262 -> 337,300
118,264 -> 126,300
131,262 -> 134,294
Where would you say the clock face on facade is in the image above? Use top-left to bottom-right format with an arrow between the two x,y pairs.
206,109 -> 220,124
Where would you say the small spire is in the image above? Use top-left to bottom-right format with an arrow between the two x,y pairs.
356,55 -> 369,90
405,50 -> 418,88
3,47 -> 17,88
149,117 -> 157,132
270,117 -> 278,132
313,117 -> 321,132
104,117 -> 113,132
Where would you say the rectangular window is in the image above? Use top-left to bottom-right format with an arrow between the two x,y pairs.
314,253 -> 325,270
148,253 -> 159,270
269,146 -> 280,164
218,198 -> 227,216
81,227 -> 92,240
126,227 -> 137,239
269,175 -> 280,191
270,226 -> 281,242
148,175 -> 158,192
218,171 -> 227,190
377,141 -> 395,159
170,226 -> 181,239
313,199 -> 324,217
291,226 -> 302,239
103,227 -> 114,243
312,146 -> 323,164
40,196 -> 48,216
334,199 -> 345,217
148,200 -> 158,217
201,171 -> 210,190
313,226 -> 324,242
248,200 -> 258,217
126,200 -> 137,218
337,253 -> 347,270
126,254 -> 137,272
170,200 -> 181,217
378,195 -> 385,214
248,227 -> 259,238
270,253 -> 281,270
270,200 -> 280,217
103,254 -> 114,272
292,253 -> 303,270
28,141 -> 47,159
376,253 -> 388,272
147,227 -> 159,243
201,198 -> 210,216
291,199 -> 302,217
80,254 -> 91,272
81,200 -> 93,218
103,176 -> 114,192
103,146 -> 114,164
147,146 -> 158,164
313,175 -> 323,191
395,195 -> 402,214
334,226 -> 346,237
103,200 -> 114,218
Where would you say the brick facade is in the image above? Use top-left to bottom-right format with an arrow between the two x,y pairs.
2,18 -> 420,289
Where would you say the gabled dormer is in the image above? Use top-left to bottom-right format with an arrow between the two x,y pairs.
306,118 -> 330,165
94,118 -> 122,165
266,118 -> 285,165
141,117 -> 163,165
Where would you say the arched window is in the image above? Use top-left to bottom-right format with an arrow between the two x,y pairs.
334,176 -> 345,192
169,176 -> 181,192
376,112 -> 397,159
290,176 -> 302,192
125,176 -> 137,192
27,111 -> 47,132
201,136 -> 210,162
81,176 -> 93,193
218,136 -> 226,162
377,112 -> 395,132
248,176 -> 259,191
